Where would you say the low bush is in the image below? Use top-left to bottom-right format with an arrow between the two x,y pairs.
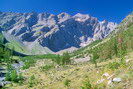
107,62 -> 120,70
40,65 -> 54,71
52,52 -> 71,65
5,70 -> 23,83
5,64 -> 23,83
21,54 -> 59,69
107,61 -> 126,70
64,79 -> 71,87
81,80 -> 99,89
22,58 -> 36,69
28,75 -> 36,87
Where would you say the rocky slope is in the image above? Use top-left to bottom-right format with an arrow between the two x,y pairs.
0,12 -> 117,54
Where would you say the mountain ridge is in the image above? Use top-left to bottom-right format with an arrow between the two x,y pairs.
0,12 -> 117,54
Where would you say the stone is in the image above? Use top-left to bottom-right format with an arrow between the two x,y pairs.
0,82 -> 4,87
126,59 -> 130,63
0,81 -> 11,87
107,80 -> 112,85
0,77 -> 5,81
97,79 -> 105,84
112,78 -> 122,82
102,73 -> 110,77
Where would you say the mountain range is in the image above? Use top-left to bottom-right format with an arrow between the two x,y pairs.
0,12 -> 117,54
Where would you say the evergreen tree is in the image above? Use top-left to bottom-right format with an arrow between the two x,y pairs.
92,51 -> 99,68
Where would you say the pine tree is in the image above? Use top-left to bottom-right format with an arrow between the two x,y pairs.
92,51 -> 99,68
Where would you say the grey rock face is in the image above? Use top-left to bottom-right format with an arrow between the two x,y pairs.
0,12 -> 117,53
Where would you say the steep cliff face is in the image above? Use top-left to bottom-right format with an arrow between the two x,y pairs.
0,12 -> 117,54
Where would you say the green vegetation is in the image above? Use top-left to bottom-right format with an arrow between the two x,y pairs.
52,52 -> 71,65
91,51 -> 99,68
0,33 -> 4,43
22,58 -> 36,69
70,19 -> 133,67
81,80 -> 99,89
64,79 -> 71,87
21,54 -> 59,69
28,75 -> 36,87
2,32 -> 29,54
71,40 -> 102,58
0,33 -> 24,84
5,52 -> 133,89
85,24 -> 133,67
5,64 -> 23,83
0,33 -> 13,63
40,64 -> 54,71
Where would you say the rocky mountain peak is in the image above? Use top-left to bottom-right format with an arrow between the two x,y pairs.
73,13 -> 91,22
58,12 -> 70,23
0,12 -> 117,54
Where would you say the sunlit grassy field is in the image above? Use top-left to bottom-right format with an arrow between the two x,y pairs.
5,52 -> 133,89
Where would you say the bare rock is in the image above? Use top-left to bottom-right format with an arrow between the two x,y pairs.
112,78 -> 122,82
97,79 -> 105,84
102,73 -> 110,77
0,12 -> 117,54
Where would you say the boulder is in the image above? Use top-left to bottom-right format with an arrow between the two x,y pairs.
112,78 -> 122,82
0,82 -> 4,87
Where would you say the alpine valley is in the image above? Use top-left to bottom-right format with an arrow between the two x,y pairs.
0,11 -> 133,89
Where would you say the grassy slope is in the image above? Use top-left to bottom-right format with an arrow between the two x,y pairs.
2,32 -> 53,55
2,32 -> 29,54
5,52 -> 133,89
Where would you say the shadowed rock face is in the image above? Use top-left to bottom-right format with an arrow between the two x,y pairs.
0,12 -> 117,52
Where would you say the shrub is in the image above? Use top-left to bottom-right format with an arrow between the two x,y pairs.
81,80 -> 99,89
40,65 -> 54,71
6,64 -> 23,83
107,62 -> 120,70
52,52 -> 71,65
107,60 -> 127,71
6,69 -> 23,83
0,46 -> 13,63
22,58 -> 36,69
64,79 -> 71,87
28,75 -> 36,87
52,55 -> 62,65
10,70 -> 18,82
21,54 -> 59,69
61,52 -> 71,65
91,51 -> 99,68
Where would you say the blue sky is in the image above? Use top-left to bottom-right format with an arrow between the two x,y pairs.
0,0 -> 132,23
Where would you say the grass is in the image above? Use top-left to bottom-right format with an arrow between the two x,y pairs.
21,54 -> 59,69
71,40 -> 102,58
40,64 -> 54,71
5,52 -> 133,89
3,32 -> 29,54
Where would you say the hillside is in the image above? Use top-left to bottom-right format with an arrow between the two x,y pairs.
71,14 -> 133,60
2,32 -> 53,55
5,52 -> 133,89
